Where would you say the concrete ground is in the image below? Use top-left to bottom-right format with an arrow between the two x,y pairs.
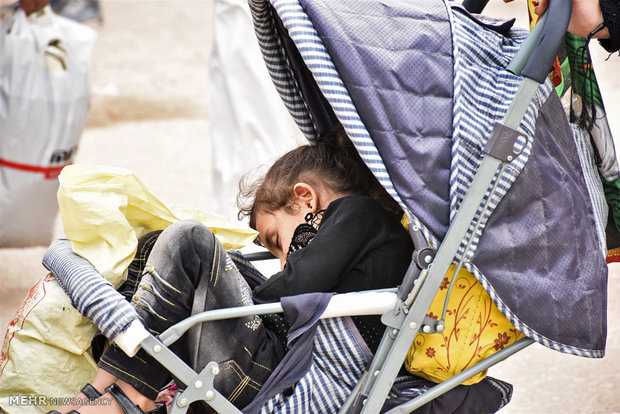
0,0 -> 619,413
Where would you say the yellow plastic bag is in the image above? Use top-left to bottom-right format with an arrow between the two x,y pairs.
0,164 -> 258,413
57,164 -> 258,288
405,265 -> 525,385
0,274 -> 98,414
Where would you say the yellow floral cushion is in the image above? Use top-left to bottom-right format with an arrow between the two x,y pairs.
404,265 -> 525,385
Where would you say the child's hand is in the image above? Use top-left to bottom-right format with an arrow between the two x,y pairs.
504,0 -> 610,39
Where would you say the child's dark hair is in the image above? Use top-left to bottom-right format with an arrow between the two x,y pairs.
238,124 -> 401,230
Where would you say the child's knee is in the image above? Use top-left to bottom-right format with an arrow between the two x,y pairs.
150,220 -> 218,267
161,220 -> 213,246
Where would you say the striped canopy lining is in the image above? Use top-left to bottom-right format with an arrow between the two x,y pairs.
248,0 -> 604,358
248,0 -> 419,231
256,317 -> 513,413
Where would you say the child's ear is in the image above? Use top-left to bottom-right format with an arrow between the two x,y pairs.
293,182 -> 318,213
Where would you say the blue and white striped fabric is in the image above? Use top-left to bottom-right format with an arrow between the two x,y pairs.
248,0 -> 525,309
258,317 -> 370,413
485,377 -> 513,411
256,316 -> 514,413
248,0 -> 317,140
449,9 -> 554,263
571,124 -> 608,254
42,239 -> 140,340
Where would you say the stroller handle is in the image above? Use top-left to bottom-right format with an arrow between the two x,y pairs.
461,0 -> 489,14
520,0 -> 572,83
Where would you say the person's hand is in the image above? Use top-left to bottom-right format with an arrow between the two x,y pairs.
504,0 -> 610,39
19,0 -> 49,15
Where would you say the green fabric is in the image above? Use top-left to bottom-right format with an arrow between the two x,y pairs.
602,176 -> 620,234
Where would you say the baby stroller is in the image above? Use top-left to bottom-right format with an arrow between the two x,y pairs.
49,0 -> 611,412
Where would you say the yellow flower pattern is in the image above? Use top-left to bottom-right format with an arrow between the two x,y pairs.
404,265 -> 525,385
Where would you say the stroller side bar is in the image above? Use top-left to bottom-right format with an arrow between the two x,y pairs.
158,302 -> 285,347
507,11 -> 548,77
157,291 -> 399,347
142,335 -> 240,413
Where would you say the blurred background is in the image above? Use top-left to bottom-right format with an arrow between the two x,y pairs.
0,0 -> 618,412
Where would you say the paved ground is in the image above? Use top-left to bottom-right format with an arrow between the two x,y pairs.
0,0 -> 619,412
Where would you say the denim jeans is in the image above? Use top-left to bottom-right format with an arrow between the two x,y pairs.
99,220 -> 285,410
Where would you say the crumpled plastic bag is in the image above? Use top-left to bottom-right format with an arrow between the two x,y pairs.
0,164 -> 258,413
57,163 -> 258,288
0,274 -> 98,414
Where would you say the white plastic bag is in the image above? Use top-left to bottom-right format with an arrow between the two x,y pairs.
0,6 -> 96,247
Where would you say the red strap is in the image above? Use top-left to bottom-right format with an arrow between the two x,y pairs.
0,157 -> 71,179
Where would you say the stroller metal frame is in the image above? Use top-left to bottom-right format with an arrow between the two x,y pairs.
122,1 -> 572,412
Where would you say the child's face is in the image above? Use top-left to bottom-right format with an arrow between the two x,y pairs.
255,205 -> 308,270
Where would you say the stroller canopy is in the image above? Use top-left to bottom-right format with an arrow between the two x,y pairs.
249,0 -> 609,357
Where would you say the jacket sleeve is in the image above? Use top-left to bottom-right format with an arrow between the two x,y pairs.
252,197 -> 388,303
43,238 -> 141,340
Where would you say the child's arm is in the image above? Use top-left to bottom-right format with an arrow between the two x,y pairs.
43,239 -> 143,342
